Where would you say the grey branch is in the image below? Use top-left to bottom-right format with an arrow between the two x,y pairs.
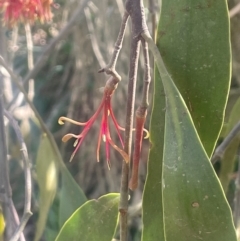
211,121 -> 240,164
85,6 -> 106,68
4,110 -> 32,241
98,11 -> 129,82
0,74 -> 25,241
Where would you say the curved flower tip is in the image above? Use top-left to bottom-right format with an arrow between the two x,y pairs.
143,128 -> 150,139
62,133 -> 80,143
58,117 -> 65,125
58,116 -> 87,126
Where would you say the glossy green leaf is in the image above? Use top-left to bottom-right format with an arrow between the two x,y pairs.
162,73 -> 236,241
59,166 -> 87,227
142,29 -> 236,241
142,70 -> 165,240
55,193 -> 119,241
219,97 -> 240,192
142,0 -> 234,239
157,0 -> 231,156
34,134 -> 58,241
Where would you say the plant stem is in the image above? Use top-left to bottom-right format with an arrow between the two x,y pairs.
120,35 -> 141,241
0,56 -> 66,172
4,110 -> 32,241
0,75 -> 26,241
24,23 -> 34,101
129,38 -> 150,190
99,11 -> 129,81
118,1 -> 150,239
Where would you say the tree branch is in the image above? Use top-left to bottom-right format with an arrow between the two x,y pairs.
84,7 -> 106,68
99,11 -> 129,81
0,73 -> 26,241
4,110 -> 32,241
0,56 -> 67,175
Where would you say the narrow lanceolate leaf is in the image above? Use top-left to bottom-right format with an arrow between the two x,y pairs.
142,70 -> 166,241
59,167 -> 87,227
34,134 -> 58,241
162,74 -> 237,241
55,194 -> 119,241
145,29 -> 237,240
157,0 -> 231,156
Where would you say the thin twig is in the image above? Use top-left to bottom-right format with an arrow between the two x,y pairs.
84,7 -> 106,68
115,0 -> 125,15
24,23 -> 34,101
230,3 -> 240,18
0,56 -> 67,172
140,38 -> 151,108
211,121 -> 240,164
0,74 -> 26,241
7,0 -> 90,110
4,110 -> 32,241
99,11 -> 129,81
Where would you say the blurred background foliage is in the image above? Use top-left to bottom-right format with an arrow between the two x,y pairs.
0,0 -> 240,240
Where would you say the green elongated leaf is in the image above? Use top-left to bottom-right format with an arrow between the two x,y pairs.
55,193 -> 119,241
219,97 -> 240,192
59,166 -> 87,227
162,75 -> 236,241
142,70 -> 165,241
143,31 -> 236,241
157,0 -> 231,156
34,134 -> 58,241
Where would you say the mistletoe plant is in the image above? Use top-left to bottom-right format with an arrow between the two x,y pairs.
0,0 -> 238,241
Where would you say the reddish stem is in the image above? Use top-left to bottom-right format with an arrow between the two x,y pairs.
129,107 -> 147,190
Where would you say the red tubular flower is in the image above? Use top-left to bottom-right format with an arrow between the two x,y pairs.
0,0 -> 53,25
58,77 -> 129,169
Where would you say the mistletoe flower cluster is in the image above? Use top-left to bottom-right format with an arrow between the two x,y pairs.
58,77 -> 129,169
0,0 -> 53,25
